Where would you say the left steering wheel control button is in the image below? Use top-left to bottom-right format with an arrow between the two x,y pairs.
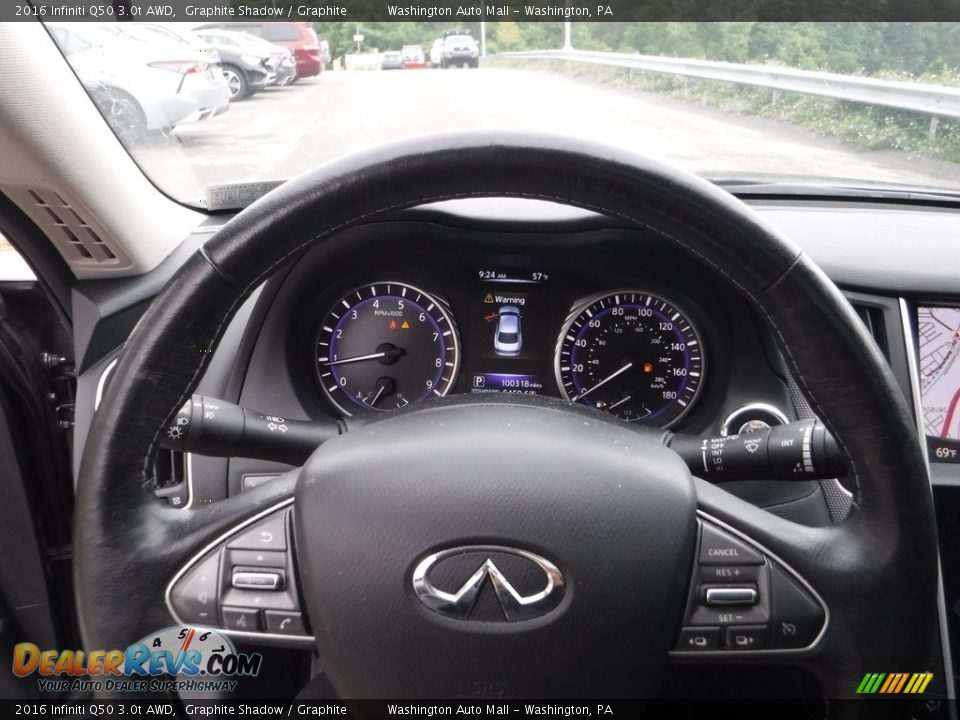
677,626 -> 721,651
169,550 -> 220,625
222,607 -> 261,632
228,512 -> 288,551
229,549 -> 287,569
265,610 -> 306,636
232,570 -> 284,591
168,507 -> 314,644
699,522 -> 764,565
725,625 -> 768,650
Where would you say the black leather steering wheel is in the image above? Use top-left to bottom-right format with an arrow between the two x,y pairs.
75,133 -> 939,701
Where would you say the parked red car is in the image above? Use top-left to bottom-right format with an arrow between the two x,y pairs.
194,22 -> 324,78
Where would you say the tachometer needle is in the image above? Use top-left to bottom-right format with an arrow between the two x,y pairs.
323,349 -> 402,366
574,362 -> 633,402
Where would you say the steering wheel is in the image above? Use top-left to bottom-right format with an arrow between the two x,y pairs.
75,133 -> 939,701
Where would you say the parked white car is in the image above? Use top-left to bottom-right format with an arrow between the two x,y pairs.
401,44 -> 426,68
47,23 -> 229,140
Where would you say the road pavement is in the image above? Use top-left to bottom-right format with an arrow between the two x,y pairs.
138,66 -> 960,205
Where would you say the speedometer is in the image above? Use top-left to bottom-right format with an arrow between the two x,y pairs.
555,291 -> 705,425
316,282 -> 460,415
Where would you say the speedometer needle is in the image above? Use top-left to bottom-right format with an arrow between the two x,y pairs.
323,349 -> 402,366
574,362 -> 633,402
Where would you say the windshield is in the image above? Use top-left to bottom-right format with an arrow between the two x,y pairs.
47,21 -> 960,208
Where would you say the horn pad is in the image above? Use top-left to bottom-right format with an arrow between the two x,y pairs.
294,397 -> 697,698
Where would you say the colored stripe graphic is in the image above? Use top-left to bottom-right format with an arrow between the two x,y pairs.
892,674 -> 909,693
879,674 -> 896,693
857,672 -> 932,694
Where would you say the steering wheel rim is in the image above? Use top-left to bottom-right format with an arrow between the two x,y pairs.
75,131 -> 939,700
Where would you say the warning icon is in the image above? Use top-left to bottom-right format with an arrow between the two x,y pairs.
483,293 -> 495,304
401,320 -> 410,329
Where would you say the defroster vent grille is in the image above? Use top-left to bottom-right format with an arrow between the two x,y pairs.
7,186 -> 128,267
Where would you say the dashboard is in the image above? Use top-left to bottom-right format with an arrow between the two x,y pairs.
253,222 -> 793,443
66,195 -> 960,696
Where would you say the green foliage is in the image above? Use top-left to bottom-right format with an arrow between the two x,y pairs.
313,21 -> 960,79
495,58 -> 960,163
569,22 -> 960,77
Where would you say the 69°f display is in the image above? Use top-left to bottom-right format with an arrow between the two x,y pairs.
555,291 -> 704,425
316,282 -> 460,415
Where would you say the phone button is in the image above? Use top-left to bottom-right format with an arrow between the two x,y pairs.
265,610 -> 306,636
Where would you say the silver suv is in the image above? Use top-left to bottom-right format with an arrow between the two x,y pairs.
442,34 -> 479,69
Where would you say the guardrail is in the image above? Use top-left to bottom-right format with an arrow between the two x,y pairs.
486,49 -> 960,138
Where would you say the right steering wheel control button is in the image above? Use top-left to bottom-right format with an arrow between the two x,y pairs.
673,520 -> 829,656
222,607 -> 261,632
769,562 -> 826,648
699,523 -> 764,565
677,626 -> 721,650
725,625 -> 768,649
703,585 -> 758,606
227,513 -> 288,551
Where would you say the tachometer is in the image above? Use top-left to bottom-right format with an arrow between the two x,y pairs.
555,291 -> 704,425
316,282 -> 460,415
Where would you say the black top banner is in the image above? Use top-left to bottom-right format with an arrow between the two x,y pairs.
6,0 -> 960,22
0,698 -> 944,718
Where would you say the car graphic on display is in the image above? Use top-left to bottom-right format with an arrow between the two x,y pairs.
494,306 -> 522,356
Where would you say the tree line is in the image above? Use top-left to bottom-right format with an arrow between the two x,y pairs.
314,22 -> 959,78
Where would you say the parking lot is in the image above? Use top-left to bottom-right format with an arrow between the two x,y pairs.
138,66 -> 960,205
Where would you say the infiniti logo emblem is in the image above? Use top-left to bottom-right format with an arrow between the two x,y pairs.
412,545 -> 565,622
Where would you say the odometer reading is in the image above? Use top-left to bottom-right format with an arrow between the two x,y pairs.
555,291 -> 704,425
317,282 -> 460,415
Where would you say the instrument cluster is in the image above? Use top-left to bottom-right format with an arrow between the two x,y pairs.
313,269 -> 707,428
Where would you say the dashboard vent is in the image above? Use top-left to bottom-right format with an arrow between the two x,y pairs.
850,302 -> 890,360
5,186 -> 129,267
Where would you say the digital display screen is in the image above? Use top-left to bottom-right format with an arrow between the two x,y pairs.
467,269 -> 555,398
470,373 -> 547,395
917,306 -> 960,463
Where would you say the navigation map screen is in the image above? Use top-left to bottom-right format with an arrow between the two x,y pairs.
918,306 -> 960,463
